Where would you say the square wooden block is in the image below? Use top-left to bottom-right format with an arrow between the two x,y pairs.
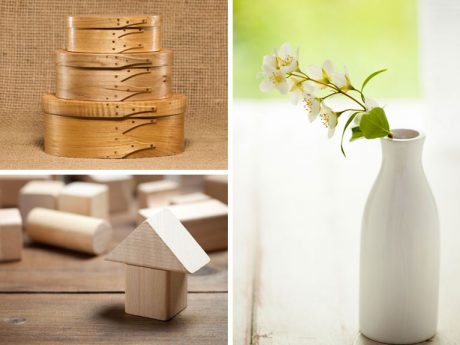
169,192 -> 211,205
204,175 -> 228,204
0,175 -> 52,207
58,182 -> 109,219
19,180 -> 65,221
0,208 -> 23,261
137,180 -> 179,209
125,265 -> 187,320
85,175 -> 134,214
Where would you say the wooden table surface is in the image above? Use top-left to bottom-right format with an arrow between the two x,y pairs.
234,100 -> 460,345
0,209 -> 228,344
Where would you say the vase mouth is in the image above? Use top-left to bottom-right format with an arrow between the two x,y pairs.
383,128 -> 424,142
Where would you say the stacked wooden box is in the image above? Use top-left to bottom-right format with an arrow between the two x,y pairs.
42,15 -> 186,159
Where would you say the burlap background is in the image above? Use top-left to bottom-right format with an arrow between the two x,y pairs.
0,0 -> 227,169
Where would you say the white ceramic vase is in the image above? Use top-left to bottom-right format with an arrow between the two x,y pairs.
359,129 -> 440,344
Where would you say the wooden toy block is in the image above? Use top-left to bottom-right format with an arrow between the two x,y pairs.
0,209 -> 23,261
133,175 -> 164,185
169,192 -> 211,205
204,175 -> 228,204
167,175 -> 204,193
125,265 -> 187,320
19,180 -> 65,221
105,208 -> 209,320
137,180 -> 179,209
0,175 -> 52,207
26,208 -> 112,255
138,199 -> 228,252
84,175 -> 134,214
58,182 -> 109,219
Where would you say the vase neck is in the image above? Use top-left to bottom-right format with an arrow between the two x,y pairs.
380,129 -> 425,168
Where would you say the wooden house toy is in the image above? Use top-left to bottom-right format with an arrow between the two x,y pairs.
0,209 -> 23,261
137,180 -> 179,209
105,208 -> 210,320
19,180 -> 65,220
138,199 -> 228,252
58,182 -> 109,219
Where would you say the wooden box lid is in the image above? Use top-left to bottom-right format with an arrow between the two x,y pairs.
42,93 -> 186,119
67,15 -> 161,29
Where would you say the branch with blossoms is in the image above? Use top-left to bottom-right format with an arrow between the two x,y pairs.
258,43 -> 392,156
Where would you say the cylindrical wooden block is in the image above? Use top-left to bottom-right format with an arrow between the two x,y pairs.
26,208 -> 112,255
66,15 -> 161,53
43,113 -> 185,159
42,93 -> 186,119
55,49 -> 172,101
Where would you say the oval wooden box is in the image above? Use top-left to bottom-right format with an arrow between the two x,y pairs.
42,94 -> 186,119
55,49 -> 172,101
42,93 -> 186,159
67,15 -> 161,53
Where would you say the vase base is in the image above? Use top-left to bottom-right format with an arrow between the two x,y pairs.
359,331 -> 436,345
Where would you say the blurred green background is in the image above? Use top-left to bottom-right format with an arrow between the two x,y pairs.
234,0 -> 419,99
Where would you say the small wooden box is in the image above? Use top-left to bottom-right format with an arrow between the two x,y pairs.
66,15 -> 161,53
55,49 -> 172,101
42,94 -> 186,159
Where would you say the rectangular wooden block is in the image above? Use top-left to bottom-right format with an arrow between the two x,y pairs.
204,175 -> 228,204
0,175 -> 52,206
19,180 -> 65,220
85,175 -> 134,213
137,180 -> 179,209
167,176 -> 204,193
169,192 -> 211,205
58,182 -> 109,219
125,265 -> 187,320
0,208 -> 23,261
138,199 -> 228,252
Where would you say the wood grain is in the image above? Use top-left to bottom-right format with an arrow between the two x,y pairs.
0,293 -> 227,345
0,208 -> 226,293
42,93 -> 186,119
43,113 -> 184,159
55,64 -> 171,101
55,49 -> 171,68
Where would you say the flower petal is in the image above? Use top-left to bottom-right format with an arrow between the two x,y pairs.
307,65 -> 323,80
259,79 -> 274,92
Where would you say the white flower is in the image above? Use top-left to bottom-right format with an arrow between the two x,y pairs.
303,94 -> 321,122
275,43 -> 298,74
323,60 -> 352,91
319,104 -> 338,138
288,76 -> 313,105
259,55 -> 289,94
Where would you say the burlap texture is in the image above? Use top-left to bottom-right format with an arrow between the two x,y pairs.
0,0 -> 227,169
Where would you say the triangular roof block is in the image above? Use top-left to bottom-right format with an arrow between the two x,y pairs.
105,208 -> 210,273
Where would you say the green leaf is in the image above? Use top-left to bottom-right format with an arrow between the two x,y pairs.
350,126 -> 364,141
359,107 -> 391,139
361,69 -> 387,93
340,112 -> 360,157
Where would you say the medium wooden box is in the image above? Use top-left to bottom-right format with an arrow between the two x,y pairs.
42,94 -> 186,159
66,15 -> 161,53
55,49 -> 172,101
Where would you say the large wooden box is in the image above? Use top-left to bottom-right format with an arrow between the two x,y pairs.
55,49 -> 172,101
66,15 -> 161,53
42,94 -> 186,159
